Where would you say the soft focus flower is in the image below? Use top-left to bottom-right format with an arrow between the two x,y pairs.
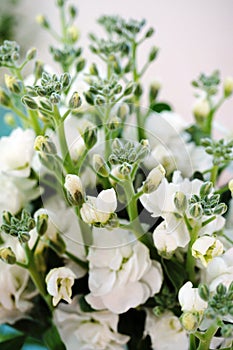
0,261 -> 35,324
0,174 -> 40,222
178,281 -> 208,312
80,188 -> 117,225
142,164 -> 166,193
64,174 -> 85,205
204,247 -> 233,292
55,299 -> 129,350
85,227 -> 163,314
192,98 -> 210,120
192,236 -> 224,267
224,76 -> 233,97
0,128 -> 35,177
46,267 -> 76,306
145,310 -> 189,350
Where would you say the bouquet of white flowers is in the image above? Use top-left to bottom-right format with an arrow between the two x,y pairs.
0,1 -> 233,349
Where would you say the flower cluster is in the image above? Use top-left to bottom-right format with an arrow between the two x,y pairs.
0,1 -> 233,350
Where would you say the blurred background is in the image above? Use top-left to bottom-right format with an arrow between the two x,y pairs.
1,0 -> 233,127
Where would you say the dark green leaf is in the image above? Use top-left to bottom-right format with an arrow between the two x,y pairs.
43,324 -> 66,350
161,259 -> 188,292
79,295 -> 95,312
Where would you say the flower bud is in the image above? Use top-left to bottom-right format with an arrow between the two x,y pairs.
120,162 -> 132,175
224,77 -> 233,97
192,236 -> 224,267
134,83 -> 143,97
181,312 -> 199,332
0,88 -> 11,107
216,283 -> 227,295
61,73 -> 71,88
189,203 -> 203,219
93,154 -> 110,177
117,104 -> 129,120
124,82 -> 135,96
82,126 -> 97,149
149,81 -> 161,102
39,98 -> 53,111
36,15 -> 50,28
142,164 -> 165,193
174,191 -> 187,212
213,203 -> 227,215
69,92 -> 82,109
193,99 -> 210,121
5,74 -> 22,94
34,60 -> 44,80
50,92 -> 61,104
67,26 -> 79,43
84,91 -> 94,105
64,174 -> 85,206
221,324 -> 233,338
89,63 -> 99,76
107,116 -> 121,130
18,232 -> 30,244
2,211 -> 13,225
149,46 -> 159,62
0,247 -> 16,264
198,284 -> 210,302
200,181 -> 213,197
76,58 -> 86,72
145,27 -> 154,38
95,96 -> 105,105
26,48 -> 37,60
36,213 -> 48,236
22,95 -> 38,110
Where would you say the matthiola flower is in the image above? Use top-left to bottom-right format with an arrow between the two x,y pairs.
0,128 -> 35,177
64,174 -> 85,205
178,281 -> 208,312
46,267 -> 76,306
192,236 -> 224,267
204,247 -> 233,292
85,227 -> 163,314
0,173 -> 40,222
80,188 -> 117,225
55,298 -> 129,350
0,261 -> 35,324
145,310 -> 189,350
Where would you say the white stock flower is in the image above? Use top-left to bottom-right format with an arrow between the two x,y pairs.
145,310 -> 189,350
55,299 -> 129,350
80,188 -> 117,225
192,99 -> 210,120
85,227 -> 163,314
0,261 -> 35,324
46,267 -> 76,306
204,247 -> 233,292
153,221 -> 179,257
192,236 -> 224,267
0,174 -> 40,223
178,281 -> 208,312
142,164 -> 166,193
0,128 -> 35,177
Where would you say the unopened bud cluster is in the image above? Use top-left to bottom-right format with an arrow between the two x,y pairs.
109,138 -> 150,165
201,138 -> 233,166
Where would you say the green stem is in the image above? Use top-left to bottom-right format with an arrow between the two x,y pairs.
197,322 -> 219,350
75,207 -> 92,254
210,165 -> 218,185
189,333 -> 197,350
24,243 -> 53,312
185,222 -> 200,284
28,110 -> 41,135
201,216 -> 216,227
54,105 -> 74,172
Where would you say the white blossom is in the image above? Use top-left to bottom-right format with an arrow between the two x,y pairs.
178,281 -> 208,312
80,189 -> 117,225
55,298 -> 129,350
145,310 -> 189,350
0,128 -> 35,177
46,267 -> 76,306
192,236 -> 224,267
85,227 -> 163,314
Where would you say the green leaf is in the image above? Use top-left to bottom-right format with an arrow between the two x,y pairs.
150,102 -> 172,113
79,295 -> 95,312
161,258 -> 188,292
0,324 -> 26,350
43,324 -> 66,350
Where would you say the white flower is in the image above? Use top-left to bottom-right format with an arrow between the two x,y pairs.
64,174 -> 85,205
0,173 -> 40,222
153,221 -> 179,257
85,227 -> 163,314
224,76 -> 233,97
142,164 -> 166,193
145,310 -> 189,350
178,281 -> 208,312
0,261 -> 35,324
204,247 -> 233,292
192,236 -> 224,267
0,128 -> 35,177
55,298 -> 129,350
80,189 -> 117,225
46,267 -> 76,306
193,99 -> 210,119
